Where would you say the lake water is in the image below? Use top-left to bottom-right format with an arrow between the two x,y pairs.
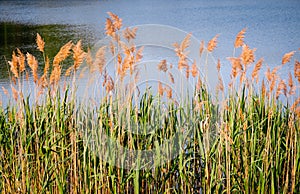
1,0 -> 300,103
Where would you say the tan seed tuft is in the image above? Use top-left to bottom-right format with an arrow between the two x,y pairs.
234,28 -> 246,48
282,51 -> 295,65
207,34 -> 219,52
36,33 -> 45,53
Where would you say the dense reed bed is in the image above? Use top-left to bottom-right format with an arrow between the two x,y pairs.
0,13 -> 299,193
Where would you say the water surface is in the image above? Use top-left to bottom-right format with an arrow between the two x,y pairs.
1,0 -> 299,102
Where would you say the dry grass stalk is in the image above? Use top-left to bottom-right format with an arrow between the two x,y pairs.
251,58 -> 263,83
26,53 -> 38,83
234,28 -> 246,48
53,41 -> 73,67
294,60 -> 300,82
158,60 -> 168,72
199,40 -> 204,57
191,60 -> 198,77
207,34 -> 219,52
282,51 -> 295,65
240,44 -> 256,66
168,72 -> 175,84
123,27 -> 138,42
36,33 -> 45,53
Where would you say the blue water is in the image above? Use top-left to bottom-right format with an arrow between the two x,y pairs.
0,0 -> 300,104
1,0 -> 299,63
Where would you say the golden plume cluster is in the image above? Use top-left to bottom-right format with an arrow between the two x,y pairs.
234,28 -> 246,48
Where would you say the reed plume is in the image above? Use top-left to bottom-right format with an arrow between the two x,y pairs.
123,27 -> 138,42
191,60 -> 198,77
2,86 -> 9,96
276,79 -> 287,99
135,46 -> 144,63
261,80 -> 266,98
158,59 -> 168,72
217,74 -> 224,92
36,33 -> 45,53
294,60 -> 300,82
227,57 -> 242,78
50,65 -> 61,85
291,97 -> 300,117
199,40 -> 204,57
105,18 -> 115,37
282,51 -> 295,65
174,34 -> 191,71
168,72 -> 175,84
217,59 -> 221,72
240,44 -> 256,66
196,75 -> 202,90
251,58 -> 263,83
207,34 -> 219,52
103,75 -> 114,94
107,12 -> 122,30
11,85 -> 18,102
185,65 -> 190,79
8,51 -> 19,78
180,33 -> 191,52
234,28 -> 246,48
66,40 -> 86,76
166,86 -> 172,99
16,48 -> 25,73
288,72 -> 296,95
158,81 -> 164,96
93,46 -> 106,74
53,41 -> 73,67
26,53 -> 38,83
73,40 -> 86,70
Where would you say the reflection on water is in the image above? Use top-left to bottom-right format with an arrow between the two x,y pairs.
0,22 -> 97,80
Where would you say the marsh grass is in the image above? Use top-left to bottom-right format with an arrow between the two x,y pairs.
0,13 -> 299,193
